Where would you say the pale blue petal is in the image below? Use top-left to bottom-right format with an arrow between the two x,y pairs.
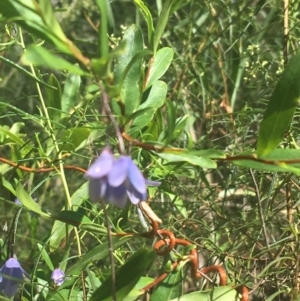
0,258 -> 26,298
5,258 -> 21,269
1,282 -> 18,298
127,159 -> 147,194
88,178 -> 107,202
127,189 -> 144,204
127,181 -> 147,204
85,148 -> 114,179
105,184 -> 128,208
108,156 -> 129,187
51,268 -> 65,286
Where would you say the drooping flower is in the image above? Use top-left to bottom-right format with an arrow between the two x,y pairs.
85,148 -> 160,208
85,148 -> 115,202
51,268 -> 65,286
0,257 -> 29,298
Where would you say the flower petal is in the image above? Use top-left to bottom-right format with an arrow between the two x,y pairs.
0,258 -> 27,298
127,159 -> 147,194
85,148 -> 114,179
105,184 -> 128,208
108,156 -> 129,187
51,268 -> 65,286
88,178 -> 107,202
127,188 -> 146,204
0,281 -> 18,298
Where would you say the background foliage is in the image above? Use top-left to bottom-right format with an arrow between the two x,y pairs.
1,0 -> 300,300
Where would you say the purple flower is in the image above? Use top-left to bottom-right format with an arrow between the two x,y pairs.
51,268 -> 65,286
85,148 -> 160,208
0,258 -> 29,298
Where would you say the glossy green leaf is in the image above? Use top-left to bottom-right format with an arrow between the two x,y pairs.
157,152 -> 217,169
152,0 -> 172,52
46,74 -> 61,121
169,286 -> 238,301
145,47 -> 174,90
22,45 -> 88,75
134,0 -> 154,44
59,127 -> 91,152
0,126 -> 24,145
165,99 -> 176,143
123,277 -> 154,301
130,80 -> 167,132
150,268 -> 183,301
79,222 -> 107,235
37,243 -> 54,271
114,25 -> 144,116
232,149 -> 300,175
55,210 -> 91,226
61,73 -> 81,115
257,51 -> 300,156
90,248 -> 157,301
95,0 -> 109,57
16,182 -> 51,218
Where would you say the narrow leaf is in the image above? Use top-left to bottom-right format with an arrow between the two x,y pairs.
22,45 -> 88,75
257,51 -> 300,156
134,0 -> 154,44
145,47 -> 174,90
114,25 -> 144,116
169,286 -> 238,301
37,243 -> 54,271
90,249 -> 157,301
61,73 -> 81,115
16,182 -> 51,218
152,0 -> 172,52
150,268 -> 183,301
157,153 -> 217,169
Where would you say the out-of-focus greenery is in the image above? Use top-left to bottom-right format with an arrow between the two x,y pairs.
1,0 -> 300,300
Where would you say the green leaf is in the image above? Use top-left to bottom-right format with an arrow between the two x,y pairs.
257,51 -> 300,156
130,80 -> 167,132
165,99 -> 176,144
0,126 -> 24,145
58,127 -> 91,152
90,249 -> 157,301
46,74 -> 62,121
61,73 -> 81,115
134,0 -> 154,44
114,25 -> 144,116
123,277 -> 154,301
169,286 -> 238,301
157,152 -> 217,169
232,149 -> 300,175
95,0 -> 109,57
16,182 -> 51,218
145,47 -> 174,90
79,223 -> 108,235
150,268 -> 183,301
22,45 -> 88,75
37,243 -> 54,271
152,0 -> 172,52
55,210 -> 91,226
